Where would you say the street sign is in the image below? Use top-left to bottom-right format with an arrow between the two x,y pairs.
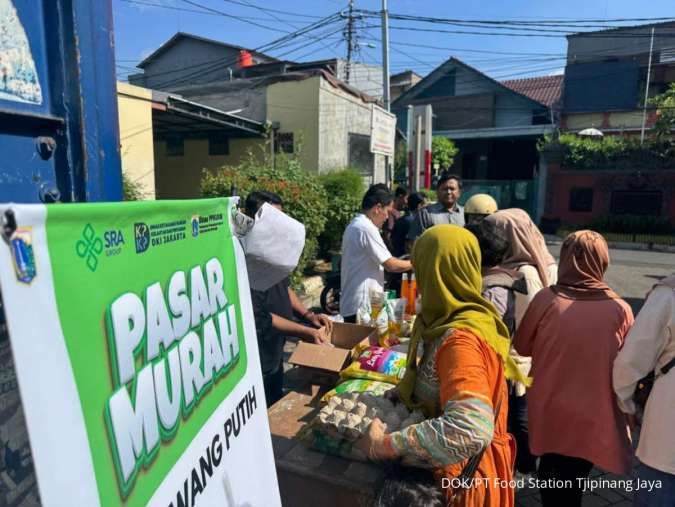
370,104 -> 396,156
0,198 -> 280,507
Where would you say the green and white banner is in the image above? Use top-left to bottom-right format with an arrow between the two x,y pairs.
0,198 -> 280,507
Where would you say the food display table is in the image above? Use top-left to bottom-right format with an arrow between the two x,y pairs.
268,386 -> 386,507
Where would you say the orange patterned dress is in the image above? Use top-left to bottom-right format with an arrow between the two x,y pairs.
388,329 -> 515,506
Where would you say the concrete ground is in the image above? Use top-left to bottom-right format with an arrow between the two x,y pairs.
290,246 -> 674,506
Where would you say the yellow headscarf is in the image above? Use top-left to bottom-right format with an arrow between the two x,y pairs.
398,224 -> 531,414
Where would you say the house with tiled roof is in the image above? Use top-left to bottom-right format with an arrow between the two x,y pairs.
501,74 -> 564,110
392,57 -> 558,220
541,21 -> 675,228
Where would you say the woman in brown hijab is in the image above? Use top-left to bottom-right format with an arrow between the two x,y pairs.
513,231 -> 634,507
484,209 -> 558,324
483,208 -> 558,475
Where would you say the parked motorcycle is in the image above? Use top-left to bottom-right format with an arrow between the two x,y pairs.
320,254 -> 341,315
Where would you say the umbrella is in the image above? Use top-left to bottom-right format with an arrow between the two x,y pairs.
578,128 -> 604,137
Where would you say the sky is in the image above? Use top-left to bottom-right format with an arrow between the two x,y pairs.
113,0 -> 675,83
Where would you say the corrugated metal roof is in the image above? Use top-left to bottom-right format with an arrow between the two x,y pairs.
501,75 -> 564,107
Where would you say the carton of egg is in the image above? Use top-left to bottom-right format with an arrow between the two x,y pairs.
316,392 -> 425,441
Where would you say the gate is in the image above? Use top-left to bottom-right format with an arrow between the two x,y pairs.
459,179 -> 538,219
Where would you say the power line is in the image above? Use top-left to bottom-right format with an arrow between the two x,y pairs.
120,0 -> 316,23
356,10 -> 675,28
230,0 -> 341,60
219,0 -> 323,19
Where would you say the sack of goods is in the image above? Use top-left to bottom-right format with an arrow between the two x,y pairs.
340,346 -> 407,384
239,203 -> 305,290
299,392 -> 424,461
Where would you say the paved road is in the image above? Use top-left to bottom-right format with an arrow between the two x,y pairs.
547,244 -> 674,315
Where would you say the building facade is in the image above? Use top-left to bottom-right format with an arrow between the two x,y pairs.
562,21 -> 675,135
161,70 -> 386,190
540,22 -> 675,226
117,82 -> 156,199
392,58 -> 560,220
128,33 -> 277,90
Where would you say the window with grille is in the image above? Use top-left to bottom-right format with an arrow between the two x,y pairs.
348,133 -> 374,178
610,191 -> 662,215
569,187 -> 594,212
275,132 -> 294,154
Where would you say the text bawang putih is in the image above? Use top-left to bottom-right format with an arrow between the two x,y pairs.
105,258 -> 241,496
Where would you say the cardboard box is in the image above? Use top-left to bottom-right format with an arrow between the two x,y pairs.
288,322 -> 376,381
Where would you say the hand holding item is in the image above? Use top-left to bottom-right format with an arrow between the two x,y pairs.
356,417 -> 398,462
307,312 -> 333,334
311,325 -> 332,345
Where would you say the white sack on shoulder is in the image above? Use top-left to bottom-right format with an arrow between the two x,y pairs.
240,202 -> 305,290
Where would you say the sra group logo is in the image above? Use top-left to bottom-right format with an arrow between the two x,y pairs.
134,223 -> 150,253
104,229 -> 125,257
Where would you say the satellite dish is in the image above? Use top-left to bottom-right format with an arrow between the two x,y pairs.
578,128 -> 604,137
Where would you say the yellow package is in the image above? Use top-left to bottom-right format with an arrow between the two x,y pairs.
320,379 -> 395,403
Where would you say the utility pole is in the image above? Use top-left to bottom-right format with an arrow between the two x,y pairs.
381,0 -> 391,185
345,0 -> 355,84
640,27 -> 656,145
381,0 -> 390,111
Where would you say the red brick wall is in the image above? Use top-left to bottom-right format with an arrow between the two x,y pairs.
545,162 -> 675,225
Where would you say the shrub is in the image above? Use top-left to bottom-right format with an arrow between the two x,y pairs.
559,214 -> 672,236
538,133 -> 675,171
318,169 -> 364,254
585,214 -> 672,235
201,151 -> 328,284
122,173 -> 146,201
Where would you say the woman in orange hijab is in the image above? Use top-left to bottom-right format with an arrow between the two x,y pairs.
513,231 -> 634,507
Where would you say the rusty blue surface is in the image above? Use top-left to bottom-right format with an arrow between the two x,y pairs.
0,0 -> 122,203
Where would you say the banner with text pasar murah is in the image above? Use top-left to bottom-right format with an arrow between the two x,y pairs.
0,198 -> 280,507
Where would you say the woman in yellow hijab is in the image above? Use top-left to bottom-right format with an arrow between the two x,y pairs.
358,225 -> 523,506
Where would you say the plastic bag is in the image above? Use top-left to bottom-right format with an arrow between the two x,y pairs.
356,303 -> 372,326
321,378 -> 395,403
340,346 -> 407,384
239,203 -> 305,291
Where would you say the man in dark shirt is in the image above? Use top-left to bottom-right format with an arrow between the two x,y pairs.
245,191 -> 331,406
391,192 -> 427,258
383,185 -> 408,251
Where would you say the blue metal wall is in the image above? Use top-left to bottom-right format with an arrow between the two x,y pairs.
0,0 -> 122,203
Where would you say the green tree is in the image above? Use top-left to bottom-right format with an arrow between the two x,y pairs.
318,169 -> 364,253
431,136 -> 459,170
201,149 -> 328,284
650,83 -> 675,139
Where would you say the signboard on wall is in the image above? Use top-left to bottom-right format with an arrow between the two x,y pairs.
0,198 -> 280,507
370,105 -> 396,156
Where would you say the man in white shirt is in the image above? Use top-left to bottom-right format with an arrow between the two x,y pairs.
340,186 -> 412,322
